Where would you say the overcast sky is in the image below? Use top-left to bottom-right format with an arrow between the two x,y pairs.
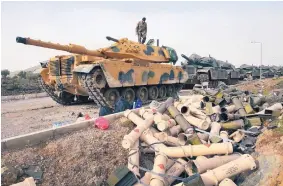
2,1 -> 283,71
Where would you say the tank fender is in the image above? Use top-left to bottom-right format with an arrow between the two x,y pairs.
73,64 -> 100,73
197,69 -> 210,73
226,70 -> 232,74
40,68 -> 49,83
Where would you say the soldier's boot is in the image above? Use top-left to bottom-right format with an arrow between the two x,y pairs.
142,37 -> 146,44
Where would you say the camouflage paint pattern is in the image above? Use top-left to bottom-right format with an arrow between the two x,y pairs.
99,59 -> 187,87
16,36 -> 188,98
41,55 -> 188,97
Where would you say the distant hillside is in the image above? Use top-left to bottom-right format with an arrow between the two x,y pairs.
2,65 -> 43,96
9,65 -> 41,77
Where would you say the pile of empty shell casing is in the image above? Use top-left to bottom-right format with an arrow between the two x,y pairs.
119,87 -> 283,186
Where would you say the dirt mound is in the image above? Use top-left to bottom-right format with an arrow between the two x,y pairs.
256,129 -> 283,156
236,78 -> 283,94
275,80 -> 283,89
238,128 -> 283,186
254,128 -> 283,185
1,119 -> 133,186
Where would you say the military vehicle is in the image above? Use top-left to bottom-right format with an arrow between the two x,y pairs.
237,64 -> 260,80
216,60 -> 240,85
271,66 -> 281,77
261,65 -> 275,78
181,54 -> 240,89
16,36 -> 188,107
276,66 -> 283,76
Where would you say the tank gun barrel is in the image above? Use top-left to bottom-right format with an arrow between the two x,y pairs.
106,36 -> 119,42
16,36 -> 104,57
181,54 -> 190,61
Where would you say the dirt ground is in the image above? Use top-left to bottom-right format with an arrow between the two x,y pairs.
1,90 -> 192,139
235,78 -> 283,186
1,80 -> 283,186
1,97 -> 99,139
235,77 -> 283,94
1,120 -> 132,186
238,127 -> 283,186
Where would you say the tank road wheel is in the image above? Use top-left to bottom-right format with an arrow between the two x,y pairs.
198,73 -> 209,84
233,79 -> 239,85
148,86 -> 159,100
104,88 -> 120,106
174,84 -> 183,93
158,85 -> 166,98
92,69 -> 107,88
122,88 -> 135,103
209,81 -> 218,88
228,76 -> 238,85
166,84 -> 176,97
136,86 -> 148,103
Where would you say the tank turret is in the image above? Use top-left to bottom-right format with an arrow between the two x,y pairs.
16,36 -> 178,64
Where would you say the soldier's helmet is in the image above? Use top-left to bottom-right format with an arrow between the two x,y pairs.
142,17 -> 146,21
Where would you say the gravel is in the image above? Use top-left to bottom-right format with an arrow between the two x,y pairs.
1,119 -> 132,186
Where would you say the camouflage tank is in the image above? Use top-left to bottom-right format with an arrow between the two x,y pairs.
270,66 -> 283,76
276,66 -> 283,76
16,36 -> 188,107
261,65 -> 275,78
181,54 -> 240,88
237,64 -> 260,80
215,59 -> 240,85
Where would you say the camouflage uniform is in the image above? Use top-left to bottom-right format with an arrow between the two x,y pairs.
136,20 -> 147,44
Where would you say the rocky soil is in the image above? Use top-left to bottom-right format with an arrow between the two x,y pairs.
1,79 -> 283,186
235,77 -> 283,94
238,127 -> 283,186
1,119 -> 132,186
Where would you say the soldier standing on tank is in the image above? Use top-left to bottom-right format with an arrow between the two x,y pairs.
136,17 -> 147,44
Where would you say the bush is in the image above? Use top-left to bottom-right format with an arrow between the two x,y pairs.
1,73 -> 43,96
1,69 -> 10,78
17,71 -> 27,79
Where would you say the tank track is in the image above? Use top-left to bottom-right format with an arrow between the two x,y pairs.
198,73 -> 219,88
38,77 -> 88,105
78,73 -> 108,107
78,72 -> 181,108
226,77 -> 239,85
145,97 -> 168,104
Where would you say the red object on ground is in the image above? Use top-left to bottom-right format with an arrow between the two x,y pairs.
84,114 -> 91,120
157,164 -> 165,170
94,117 -> 109,130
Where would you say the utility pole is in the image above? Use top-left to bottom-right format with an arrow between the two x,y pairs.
251,41 -> 262,80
